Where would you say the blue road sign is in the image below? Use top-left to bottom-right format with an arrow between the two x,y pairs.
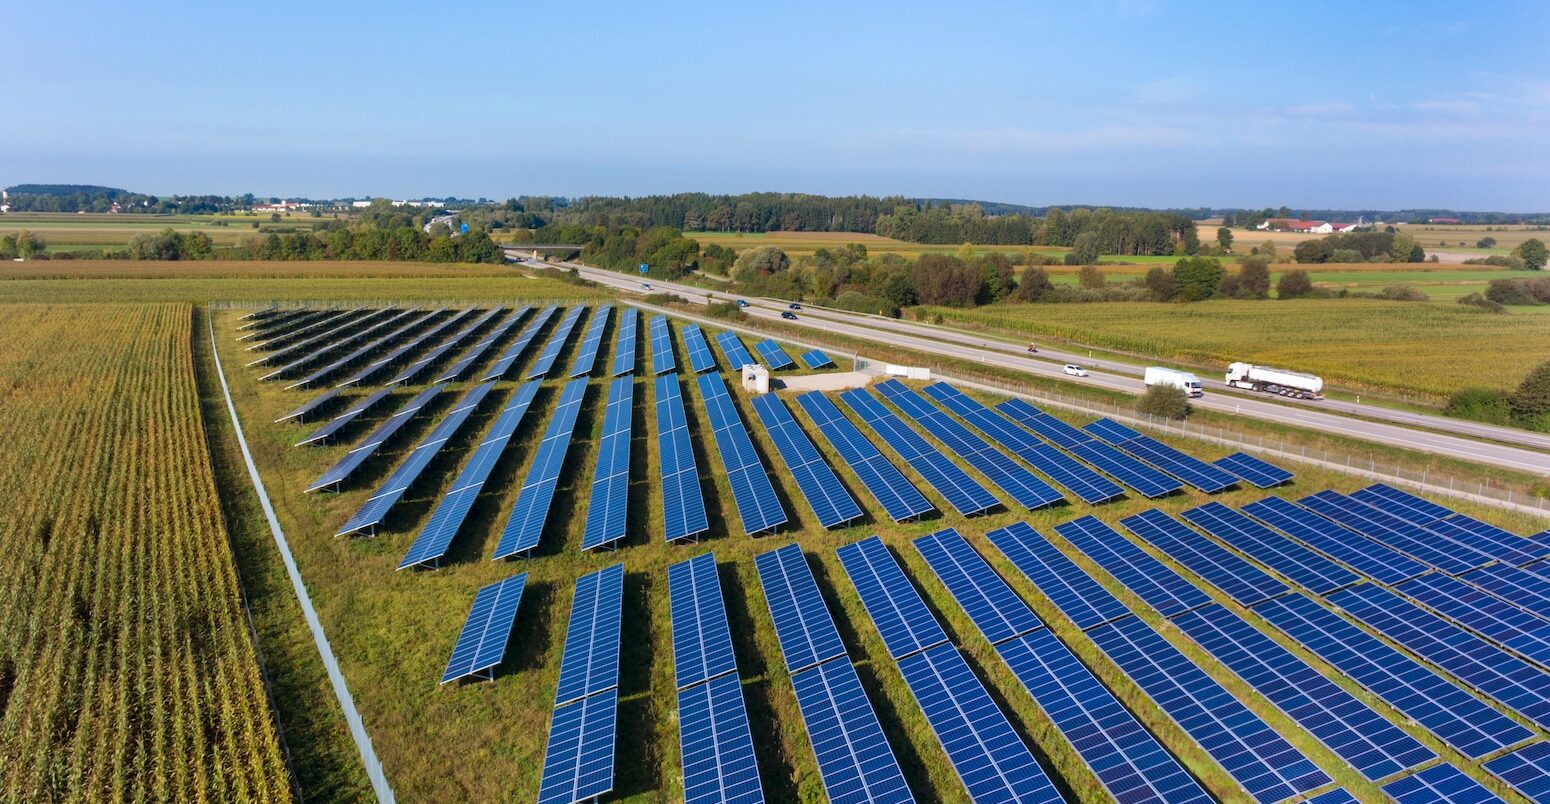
639,263 -> 649,273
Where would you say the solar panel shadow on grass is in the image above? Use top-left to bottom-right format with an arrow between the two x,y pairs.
440,572 -> 527,683
657,375 -> 709,543
750,394 -> 862,529
794,391 -> 933,523
698,373 -> 786,535
307,383 -> 445,492
838,388 -> 999,517
491,378 -> 588,559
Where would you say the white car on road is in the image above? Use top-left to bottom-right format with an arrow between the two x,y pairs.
1063,364 -> 1089,377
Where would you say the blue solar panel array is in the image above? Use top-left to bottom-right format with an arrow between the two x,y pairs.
390,307 -> 501,385
297,388 -> 391,446
750,394 -> 861,529
656,376 -> 709,543
837,537 -> 949,660
1255,592 -> 1531,758
336,381 -> 493,536
994,398 -> 1090,449
1119,509 -> 1288,607
1299,490 -> 1494,574
252,308 -> 394,369
261,308 -> 413,380
1462,563 -> 1550,622
276,387 -> 341,424
482,305 -> 556,381
698,374 -> 787,535
307,384 -> 444,492
1397,573 -> 1550,669
1083,419 -> 1238,493
440,573 -> 527,683
1086,615 -> 1330,802
1327,583 -> 1550,730
568,305 -> 611,378
843,388 -> 998,517
1425,513 -> 1543,567
1381,763 -> 1500,804
800,349 -> 834,369
669,553 -> 739,690
649,315 -> 676,375
913,529 -> 1042,645
1181,502 -> 1359,596
438,306 -> 528,382
753,544 -> 912,802
1241,496 -> 1428,585
491,379 -> 588,559
581,376 -> 633,551
994,399 -> 1181,497
554,563 -> 624,706
1054,515 -> 1211,617
537,688 -> 618,804
1214,451 -> 1294,488
337,308 -> 471,387
681,324 -> 718,373
715,331 -> 757,369
1485,741 -> 1550,803
753,339 -> 796,370
1349,482 -> 1455,526
986,522 -> 1132,631
795,392 -> 933,523
400,382 -> 541,570
876,380 -> 1064,511
610,308 -> 638,376
923,383 -> 1123,505
527,306 -> 586,380
292,308 -> 442,389
1172,603 -> 1434,781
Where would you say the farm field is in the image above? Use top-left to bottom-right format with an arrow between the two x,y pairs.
917,298 -> 1550,400
215,301 -> 1546,802
0,304 -> 290,801
0,211 -> 340,252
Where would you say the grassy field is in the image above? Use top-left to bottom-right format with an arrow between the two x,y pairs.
1,211 -> 341,252
215,301 -> 1544,803
917,299 -> 1550,400
0,304 -> 291,801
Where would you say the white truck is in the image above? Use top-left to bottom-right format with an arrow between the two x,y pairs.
1144,367 -> 1204,397
1225,362 -> 1324,400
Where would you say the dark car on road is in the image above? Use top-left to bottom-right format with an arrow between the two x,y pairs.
736,299 -> 750,307
788,303 -> 802,310
781,311 -> 798,320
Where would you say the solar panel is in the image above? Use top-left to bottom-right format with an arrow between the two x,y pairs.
481,305 -> 556,381
527,306 -> 587,379
715,331 -> 757,369
839,388 -> 999,516
800,349 -> 834,369
678,673 -> 764,804
1173,603 -> 1434,781
994,398 -> 1093,450
260,308 -> 414,379
579,377 -> 634,552
440,573 -> 527,683
876,380 -> 1064,511
1462,563 -> 1550,622
1068,440 -> 1183,499
389,307 -> 502,385
1107,433 -> 1238,493
306,384 -> 444,492
698,374 -> 787,535
536,688 -> 618,804
336,381 -> 494,536
1485,741 -> 1550,803
913,529 -> 1042,645
248,309 -> 357,349
1241,496 -> 1428,585
276,387 -> 341,423
297,388 -> 391,446
656,375 -> 709,543
1084,417 -> 1144,443
490,378 -> 589,559
1181,502 -> 1358,596
753,339 -> 796,370
668,553 -> 738,690
1424,513 -> 1543,567
1299,490 -> 1492,574
750,394 -> 862,529
289,308 -> 444,389
795,392 -> 933,523
1397,573 -> 1550,669
753,544 -> 847,674
649,315 -> 676,375
1255,593 -> 1532,758
1087,615 -> 1330,802
554,563 -> 624,706
1213,451 -> 1293,488
568,305 -> 612,378
787,659 -> 914,804
336,308 -> 473,387
923,383 -> 1123,505
610,308 -> 638,376
1349,482 -> 1454,526
837,536 -> 949,660
1381,763 -> 1499,804
250,308 -> 393,367
399,382 -> 541,570
1302,789 -> 1360,804
1119,509 -> 1288,607
985,522 -> 1132,631
1053,515 -> 1210,617
895,644 -> 1062,803
1328,583 -> 1550,730
995,629 -> 1211,804
439,306 -> 529,382
682,324 -> 718,373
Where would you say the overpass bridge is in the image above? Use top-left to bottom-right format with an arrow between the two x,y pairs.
501,244 -> 583,260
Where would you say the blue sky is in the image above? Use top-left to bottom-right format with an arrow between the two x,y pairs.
6,0 -> 1548,209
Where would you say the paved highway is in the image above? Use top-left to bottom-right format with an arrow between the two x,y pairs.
516,254 -> 1550,475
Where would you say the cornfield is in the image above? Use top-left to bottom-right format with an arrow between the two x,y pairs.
0,304 -> 290,801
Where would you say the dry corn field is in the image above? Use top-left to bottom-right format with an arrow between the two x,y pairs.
0,304 -> 290,801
